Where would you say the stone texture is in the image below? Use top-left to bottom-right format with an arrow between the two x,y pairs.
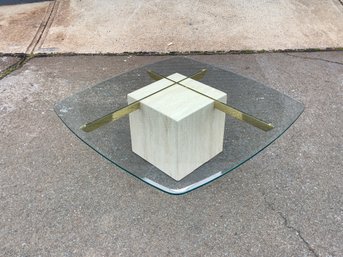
0,52 -> 342,256
37,0 -> 343,54
128,73 -> 227,180
0,2 -> 50,53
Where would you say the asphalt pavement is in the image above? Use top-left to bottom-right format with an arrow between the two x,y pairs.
1,52 -> 342,256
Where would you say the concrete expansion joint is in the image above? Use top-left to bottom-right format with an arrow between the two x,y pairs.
26,0 -> 60,54
285,53 -> 343,66
0,54 -> 34,80
262,193 -> 320,257
0,0 -> 60,80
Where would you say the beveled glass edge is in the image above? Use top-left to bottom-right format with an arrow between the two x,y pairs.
54,56 -> 305,195
54,90 -> 304,196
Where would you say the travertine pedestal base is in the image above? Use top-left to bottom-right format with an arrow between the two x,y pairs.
128,73 -> 226,181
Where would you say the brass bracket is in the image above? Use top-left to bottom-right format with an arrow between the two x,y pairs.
80,102 -> 140,132
80,69 -> 207,132
147,70 -> 274,132
80,69 -> 273,132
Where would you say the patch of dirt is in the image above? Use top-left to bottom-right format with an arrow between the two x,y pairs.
0,2 -> 50,52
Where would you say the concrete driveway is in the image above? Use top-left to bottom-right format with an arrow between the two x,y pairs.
0,0 -> 342,54
0,1 -> 342,256
1,52 -> 342,256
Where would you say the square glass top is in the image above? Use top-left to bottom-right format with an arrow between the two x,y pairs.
54,57 -> 304,195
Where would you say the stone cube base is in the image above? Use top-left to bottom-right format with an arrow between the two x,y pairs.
128,73 -> 226,181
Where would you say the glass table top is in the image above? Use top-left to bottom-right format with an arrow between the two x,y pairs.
54,57 -> 304,195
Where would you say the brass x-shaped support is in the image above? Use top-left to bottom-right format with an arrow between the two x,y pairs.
80,69 -> 274,132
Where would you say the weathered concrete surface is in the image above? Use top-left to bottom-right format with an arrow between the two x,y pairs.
0,52 -> 342,256
0,0 -> 342,54
0,56 -> 20,73
0,2 -> 50,53
38,0 -> 343,54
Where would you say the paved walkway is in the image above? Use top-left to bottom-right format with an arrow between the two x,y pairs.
0,0 -> 343,54
1,1 -> 342,256
1,52 -> 342,256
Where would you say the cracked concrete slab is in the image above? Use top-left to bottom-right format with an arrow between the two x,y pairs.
285,51 -> 343,64
1,52 -> 342,256
190,52 -> 343,256
0,56 -> 20,73
37,0 -> 343,54
0,1 -> 51,53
